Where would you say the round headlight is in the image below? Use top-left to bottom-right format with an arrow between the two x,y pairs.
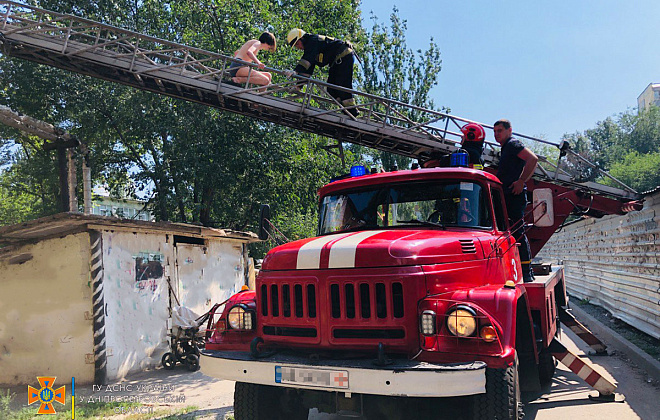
446,307 -> 477,337
227,306 -> 246,330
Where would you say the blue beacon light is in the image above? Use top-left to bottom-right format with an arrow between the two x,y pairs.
350,165 -> 368,177
450,150 -> 469,167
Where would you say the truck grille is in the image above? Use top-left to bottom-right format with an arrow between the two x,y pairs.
258,271 -> 422,351
260,283 -> 317,319
260,281 -> 405,321
330,282 -> 404,320
263,326 -> 317,337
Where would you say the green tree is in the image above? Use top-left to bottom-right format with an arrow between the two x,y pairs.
0,136 -> 60,225
0,1 -> 450,259
547,106 -> 660,190
0,0 -> 364,256
605,151 -> 660,193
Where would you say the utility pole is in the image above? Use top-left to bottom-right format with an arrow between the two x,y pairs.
42,137 -> 80,212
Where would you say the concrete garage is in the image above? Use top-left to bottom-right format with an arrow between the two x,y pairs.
0,213 -> 258,385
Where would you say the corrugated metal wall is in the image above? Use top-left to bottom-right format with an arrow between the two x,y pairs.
537,191 -> 660,339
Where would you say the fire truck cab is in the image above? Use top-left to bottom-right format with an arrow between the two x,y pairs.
201,166 -> 574,420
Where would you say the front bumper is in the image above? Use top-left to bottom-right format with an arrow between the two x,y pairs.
200,350 -> 486,397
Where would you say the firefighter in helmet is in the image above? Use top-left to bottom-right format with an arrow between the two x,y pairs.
285,28 -> 358,117
460,122 -> 486,168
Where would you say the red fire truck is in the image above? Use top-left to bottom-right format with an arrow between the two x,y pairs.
200,165 -> 639,420
0,5 -> 641,418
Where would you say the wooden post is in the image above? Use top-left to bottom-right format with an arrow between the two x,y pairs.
67,148 -> 78,212
57,145 -> 70,212
83,156 -> 92,215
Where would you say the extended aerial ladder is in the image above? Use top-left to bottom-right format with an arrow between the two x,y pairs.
0,1 -> 641,205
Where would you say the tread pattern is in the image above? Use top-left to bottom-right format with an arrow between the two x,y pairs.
538,350 -> 557,384
234,382 -> 273,420
473,358 -> 523,420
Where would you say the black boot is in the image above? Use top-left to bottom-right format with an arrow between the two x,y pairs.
340,98 -> 359,118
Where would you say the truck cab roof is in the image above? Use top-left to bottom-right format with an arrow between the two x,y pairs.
318,167 -> 502,197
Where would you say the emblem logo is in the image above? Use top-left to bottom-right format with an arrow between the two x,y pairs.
27,377 -> 66,414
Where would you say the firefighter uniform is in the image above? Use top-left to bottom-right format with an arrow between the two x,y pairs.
293,34 -> 357,114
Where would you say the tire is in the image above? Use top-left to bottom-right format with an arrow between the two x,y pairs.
186,354 -> 200,372
161,352 -> 176,370
279,389 -> 309,420
538,350 -> 557,384
284,404 -> 308,420
473,353 -> 523,420
234,382 -> 278,420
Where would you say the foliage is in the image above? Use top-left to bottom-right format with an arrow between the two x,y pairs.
604,151 -> 660,193
0,138 -> 60,225
0,0 -> 657,261
562,106 -> 660,191
0,389 -> 14,417
590,106 -> 660,167
0,0 -> 364,249
549,131 -> 602,182
522,108 -> 660,193
0,394 -> 143,420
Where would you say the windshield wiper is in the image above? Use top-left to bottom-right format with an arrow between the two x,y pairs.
397,219 -> 446,229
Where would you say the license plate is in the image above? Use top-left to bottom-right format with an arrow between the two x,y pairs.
275,366 -> 349,389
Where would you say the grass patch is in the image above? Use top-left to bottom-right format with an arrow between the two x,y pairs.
0,393 -> 142,420
155,406 -> 200,420
1,389 -> 16,419
0,389 -> 199,420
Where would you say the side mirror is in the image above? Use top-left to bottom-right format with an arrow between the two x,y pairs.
532,188 -> 554,227
258,204 -> 271,240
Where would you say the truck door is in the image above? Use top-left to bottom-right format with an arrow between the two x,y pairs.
491,187 -> 523,283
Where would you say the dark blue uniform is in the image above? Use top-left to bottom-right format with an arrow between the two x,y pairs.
497,137 -> 533,281
294,34 -> 355,109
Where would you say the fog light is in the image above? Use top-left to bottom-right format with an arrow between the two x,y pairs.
243,311 -> 253,330
480,325 -> 497,342
420,310 -> 436,335
446,307 -> 477,337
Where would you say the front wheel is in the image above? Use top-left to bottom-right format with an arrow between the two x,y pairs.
234,382 -> 278,420
473,353 -> 523,420
186,354 -> 200,371
161,352 -> 176,370
538,350 -> 557,384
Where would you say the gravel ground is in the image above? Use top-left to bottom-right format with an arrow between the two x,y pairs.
569,296 -> 660,363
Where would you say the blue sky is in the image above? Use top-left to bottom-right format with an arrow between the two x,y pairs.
359,0 -> 660,144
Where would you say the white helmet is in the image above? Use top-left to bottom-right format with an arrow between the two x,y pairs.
287,28 -> 305,46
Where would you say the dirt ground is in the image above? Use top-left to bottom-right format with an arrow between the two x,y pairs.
3,367 -> 235,419
3,322 -> 659,420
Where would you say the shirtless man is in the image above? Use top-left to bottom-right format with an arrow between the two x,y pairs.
229,32 -> 276,86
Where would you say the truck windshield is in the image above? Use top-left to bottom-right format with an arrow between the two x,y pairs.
318,181 -> 493,235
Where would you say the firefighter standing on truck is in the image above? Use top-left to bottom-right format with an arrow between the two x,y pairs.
285,28 -> 358,117
493,118 -> 538,283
